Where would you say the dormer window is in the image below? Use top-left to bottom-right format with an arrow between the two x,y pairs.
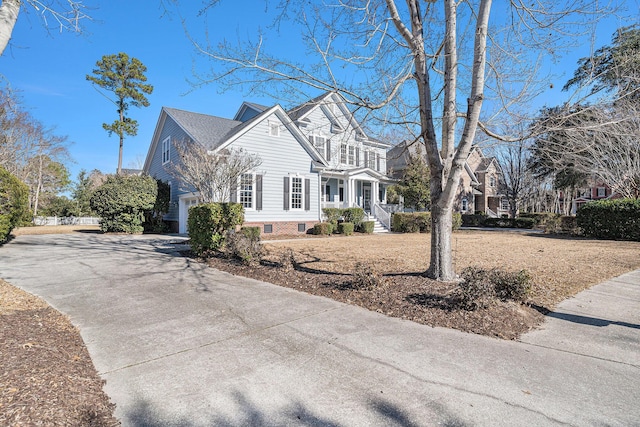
331,122 -> 343,134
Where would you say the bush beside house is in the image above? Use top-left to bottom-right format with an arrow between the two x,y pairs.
90,175 -> 158,234
0,167 -> 30,244
188,203 -> 244,256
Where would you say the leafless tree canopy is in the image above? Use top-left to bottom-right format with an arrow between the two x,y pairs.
166,138 -> 262,203
531,100 -> 640,199
0,88 -> 71,215
0,0 -> 92,56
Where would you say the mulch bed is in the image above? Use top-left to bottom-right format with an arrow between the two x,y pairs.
204,253 -> 545,340
0,281 -> 120,426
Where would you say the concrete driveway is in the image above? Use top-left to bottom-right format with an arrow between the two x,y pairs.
0,233 -> 638,426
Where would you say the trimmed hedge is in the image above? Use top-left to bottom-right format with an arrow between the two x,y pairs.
313,222 -> 333,235
188,203 -> 244,256
577,199 -> 640,241
392,212 -> 430,233
322,208 -> 342,225
0,167 -> 30,244
342,207 -> 365,227
359,220 -> 375,234
337,222 -> 354,235
461,214 -> 535,229
90,175 -> 158,234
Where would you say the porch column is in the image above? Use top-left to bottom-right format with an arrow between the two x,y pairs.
372,181 -> 379,204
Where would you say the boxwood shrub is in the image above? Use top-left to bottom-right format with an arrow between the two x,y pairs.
342,207 -> 365,227
337,222 -> 354,236
188,203 -> 244,256
313,222 -> 333,235
359,220 -> 375,234
577,199 -> 640,241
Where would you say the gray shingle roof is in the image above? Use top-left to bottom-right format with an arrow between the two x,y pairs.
163,107 -> 242,150
287,92 -> 332,121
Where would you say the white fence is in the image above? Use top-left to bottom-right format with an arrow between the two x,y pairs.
33,216 -> 101,226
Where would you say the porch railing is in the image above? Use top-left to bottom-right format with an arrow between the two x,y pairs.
373,203 -> 391,231
486,207 -> 498,218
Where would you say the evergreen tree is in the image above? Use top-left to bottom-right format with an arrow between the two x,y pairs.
86,53 -> 153,174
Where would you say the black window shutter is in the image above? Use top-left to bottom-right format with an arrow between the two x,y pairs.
376,154 -> 380,171
326,141 -> 331,161
356,148 -> 360,167
283,177 -> 290,210
256,175 -> 263,211
364,151 -> 369,167
230,180 -> 237,203
304,179 -> 311,211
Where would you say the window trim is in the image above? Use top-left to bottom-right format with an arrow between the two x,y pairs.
348,145 -> 355,165
597,187 -> 606,198
501,198 -> 509,211
461,197 -> 469,212
290,175 -> 304,210
238,173 -> 255,210
340,144 -> 347,164
161,136 -> 171,165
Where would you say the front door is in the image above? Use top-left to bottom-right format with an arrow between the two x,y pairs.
363,185 -> 371,212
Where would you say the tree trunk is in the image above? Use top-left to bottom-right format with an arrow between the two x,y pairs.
0,0 -> 20,57
427,204 -> 455,281
117,134 -> 123,175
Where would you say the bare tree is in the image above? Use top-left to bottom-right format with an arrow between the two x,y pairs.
531,100 -> 640,199
0,0 -> 92,56
493,138 -> 533,219
167,138 -> 262,203
185,0 -> 607,280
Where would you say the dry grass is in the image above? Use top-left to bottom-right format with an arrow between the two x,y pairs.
11,225 -> 100,236
262,231 -> 640,309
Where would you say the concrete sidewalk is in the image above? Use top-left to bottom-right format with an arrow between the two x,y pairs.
0,233 -> 638,426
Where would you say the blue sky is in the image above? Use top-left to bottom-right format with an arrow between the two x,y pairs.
1,1 -> 637,183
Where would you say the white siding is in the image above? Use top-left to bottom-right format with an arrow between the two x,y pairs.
231,113 -> 320,223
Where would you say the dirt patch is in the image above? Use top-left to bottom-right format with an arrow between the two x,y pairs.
0,280 -> 120,426
204,231 -> 640,340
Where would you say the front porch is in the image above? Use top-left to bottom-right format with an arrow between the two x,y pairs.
320,176 -> 388,214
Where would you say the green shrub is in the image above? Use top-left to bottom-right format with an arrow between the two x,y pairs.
342,207 -> 365,227
322,208 -> 342,224
338,222 -> 354,235
313,222 -> 333,235
0,167 -> 29,244
224,226 -> 263,265
188,203 -> 244,256
457,267 -> 496,310
543,215 -> 580,235
351,261 -> 385,290
359,220 -> 375,234
492,269 -> 532,302
89,175 -> 157,234
144,179 -> 171,233
577,199 -> 640,241
457,267 -> 532,310
392,212 -> 429,232
461,213 -> 487,227
452,213 -> 462,230
482,217 -> 535,229
519,212 -> 558,227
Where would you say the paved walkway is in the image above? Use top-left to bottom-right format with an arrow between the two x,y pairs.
0,233 -> 638,426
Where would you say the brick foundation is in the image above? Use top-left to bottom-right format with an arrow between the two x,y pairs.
242,221 -> 318,236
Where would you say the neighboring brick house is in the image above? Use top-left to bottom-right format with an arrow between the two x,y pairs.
570,182 -> 616,214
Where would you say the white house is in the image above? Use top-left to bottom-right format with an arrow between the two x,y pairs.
143,92 -> 395,235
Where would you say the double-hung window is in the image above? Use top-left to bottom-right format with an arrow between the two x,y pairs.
162,137 -> 171,164
291,177 -> 303,210
239,173 -> 254,209
348,146 -> 355,165
340,144 -> 347,164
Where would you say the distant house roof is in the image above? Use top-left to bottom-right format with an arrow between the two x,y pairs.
119,168 -> 142,176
